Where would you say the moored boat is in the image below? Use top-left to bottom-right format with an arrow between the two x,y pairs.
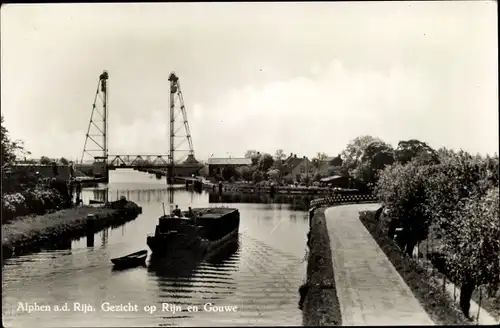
111,250 -> 148,268
146,207 -> 240,256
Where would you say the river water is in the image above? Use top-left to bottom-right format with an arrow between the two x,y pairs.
2,169 -> 309,327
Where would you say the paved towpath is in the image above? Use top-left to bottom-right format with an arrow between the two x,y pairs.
325,204 -> 435,326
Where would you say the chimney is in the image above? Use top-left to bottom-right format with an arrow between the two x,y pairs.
294,154 -> 297,158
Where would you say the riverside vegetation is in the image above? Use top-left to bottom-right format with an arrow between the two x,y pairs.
1,116 -> 141,259
333,135 -> 499,322
374,149 -> 499,321
301,135 -> 498,324
1,116 -> 74,223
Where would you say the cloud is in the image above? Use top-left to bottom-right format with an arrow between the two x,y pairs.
68,58 -> 433,161
2,3 -> 497,160
12,55 -> 497,161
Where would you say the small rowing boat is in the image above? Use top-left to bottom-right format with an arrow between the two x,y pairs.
111,250 -> 148,268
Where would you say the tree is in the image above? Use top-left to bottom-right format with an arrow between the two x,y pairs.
274,149 -> 286,161
366,141 -> 395,172
236,166 -> 253,181
245,150 -> 262,166
221,166 -> 236,181
311,152 -> 328,169
252,170 -> 263,183
425,150 -> 493,229
268,169 -> 280,181
353,140 -> 394,184
283,174 -> 294,185
1,116 -> 29,167
376,162 -> 433,256
313,172 -> 322,182
395,139 -> 439,165
439,187 -> 500,315
39,156 -> 52,165
341,135 -> 384,175
198,165 -> 209,177
245,150 -> 259,158
300,175 -> 311,185
272,159 -> 284,173
258,153 -> 274,172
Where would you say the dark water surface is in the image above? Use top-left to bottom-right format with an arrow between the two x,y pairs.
2,170 -> 309,327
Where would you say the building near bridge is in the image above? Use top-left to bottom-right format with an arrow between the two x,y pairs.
316,154 -> 343,176
282,153 -> 314,183
207,158 -> 252,178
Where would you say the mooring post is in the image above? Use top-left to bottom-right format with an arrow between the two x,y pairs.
309,206 -> 316,229
86,214 -> 96,247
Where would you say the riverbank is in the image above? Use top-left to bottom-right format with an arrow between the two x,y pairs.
358,209 -> 472,325
2,187 -> 68,224
209,184 -> 350,196
300,207 -> 341,326
2,201 -> 142,260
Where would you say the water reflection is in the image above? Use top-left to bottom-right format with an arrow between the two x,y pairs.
148,251 -> 203,280
42,238 -> 72,251
208,191 -> 313,211
205,239 -> 240,266
147,239 -> 241,325
147,237 -> 240,279
3,169 -> 307,327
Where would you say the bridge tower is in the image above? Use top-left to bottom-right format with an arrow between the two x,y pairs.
167,72 -> 197,184
80,71 -> 109,182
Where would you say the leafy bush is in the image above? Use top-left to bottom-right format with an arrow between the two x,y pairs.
2,188 -> 65,223
376,160 -> 433,255
375,147 -> 500,312
252,170 -> 263,183
439,187 -> 500,287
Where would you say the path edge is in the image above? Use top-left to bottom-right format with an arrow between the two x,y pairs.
300,207 -> 342,326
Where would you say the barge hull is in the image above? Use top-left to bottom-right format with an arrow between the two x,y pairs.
146,208 -> 240,256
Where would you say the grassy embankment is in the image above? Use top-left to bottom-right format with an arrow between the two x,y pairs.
300,207 -> 341,326
358,209 -> 473,325
2,202 -> 141,260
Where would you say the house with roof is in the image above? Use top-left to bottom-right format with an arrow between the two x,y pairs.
282,153 -> 314,182
316,154 -> 343,176
207,157 -> 252,178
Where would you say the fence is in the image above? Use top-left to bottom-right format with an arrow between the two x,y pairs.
309,193 -> 378,208
370,210 -> 494,325
411,231 -> 491,325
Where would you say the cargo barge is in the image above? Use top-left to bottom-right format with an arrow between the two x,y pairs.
146,207 -> 240,256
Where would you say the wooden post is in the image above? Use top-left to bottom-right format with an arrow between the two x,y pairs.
417,242 -> 420,264
424,239 -> 428,272
431,232 -> 435,276
476,288 -> 482,324
86,214 -> 95,247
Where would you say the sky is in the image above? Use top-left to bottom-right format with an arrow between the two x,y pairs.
1,2 -> 498,162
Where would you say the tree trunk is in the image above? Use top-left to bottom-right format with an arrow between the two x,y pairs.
406,238 -> 417,257
375,206 -> 384,221
388,218 -> 397,238
460,277 -> 476,318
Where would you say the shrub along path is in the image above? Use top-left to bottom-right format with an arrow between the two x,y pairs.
324,204 -> 434,326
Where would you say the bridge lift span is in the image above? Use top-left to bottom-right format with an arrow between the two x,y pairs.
80,71 -> 200,182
